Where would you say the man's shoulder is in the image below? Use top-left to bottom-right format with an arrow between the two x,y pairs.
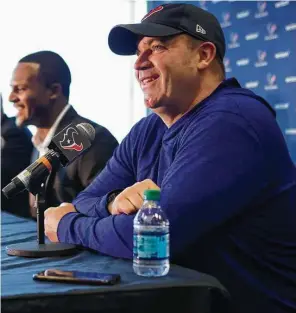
211,80 -> 275,117
1,116 -> 32,142
60,107 -> 118,145
193,86 -> 274,127
129,112 -> 162,135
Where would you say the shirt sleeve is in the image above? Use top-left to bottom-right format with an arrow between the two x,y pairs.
58,109 -> 267,259
57,212 -> 134,259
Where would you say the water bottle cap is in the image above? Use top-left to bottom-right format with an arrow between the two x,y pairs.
144,189 -> 160,201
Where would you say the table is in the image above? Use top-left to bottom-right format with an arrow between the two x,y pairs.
1,212 -> 231,313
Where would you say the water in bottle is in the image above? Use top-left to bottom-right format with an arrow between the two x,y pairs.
133,189 -> 170,277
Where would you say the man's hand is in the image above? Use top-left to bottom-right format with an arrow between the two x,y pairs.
44,203 -> 77,242
109,179 -> 160,215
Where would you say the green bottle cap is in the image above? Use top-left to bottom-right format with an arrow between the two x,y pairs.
144,189 -> 160,201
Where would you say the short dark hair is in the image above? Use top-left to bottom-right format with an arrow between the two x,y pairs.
19,51 -> 71,100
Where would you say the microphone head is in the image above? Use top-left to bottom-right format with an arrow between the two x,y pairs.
77,123 -> 95,142
2,181 -> 18,199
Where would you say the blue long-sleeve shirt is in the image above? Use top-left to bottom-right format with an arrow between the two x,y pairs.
58,78 -> 296,313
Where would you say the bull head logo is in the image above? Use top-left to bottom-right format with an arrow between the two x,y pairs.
59,127 -> 83,152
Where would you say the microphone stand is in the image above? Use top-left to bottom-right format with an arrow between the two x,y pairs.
6,168 -> 78,258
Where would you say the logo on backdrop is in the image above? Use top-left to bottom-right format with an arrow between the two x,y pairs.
285,128 -> 296,136
264,23 -> 278,40
285,23 -> 296,32
274,102 -> 290,110
236,10 -> 250,19
255,1 -> 269,18
228,32 -> 240,49
199,0 -> 207,10
236,58 -> 250,67
245,32 -> 260,41
245,81 -> 259,89
255,50 -> 268,67
59,127 -> 84,152
275,1 -> 290,9
274,50 -> 290,59
264,73 -> 278,90
285,76 -> 296,84
224,58 -> 232,73
221,12 -> 232,28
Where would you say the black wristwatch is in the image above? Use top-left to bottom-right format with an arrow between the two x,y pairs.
106,190 -> 122,206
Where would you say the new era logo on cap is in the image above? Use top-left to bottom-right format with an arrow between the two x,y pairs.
196,24 -> 206,34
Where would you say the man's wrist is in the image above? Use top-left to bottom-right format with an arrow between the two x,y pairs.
106,190 -> 122,214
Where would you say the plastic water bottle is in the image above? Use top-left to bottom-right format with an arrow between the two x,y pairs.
133,189 -> 170,277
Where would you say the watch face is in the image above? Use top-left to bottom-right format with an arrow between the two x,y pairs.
107,191 -> 120,204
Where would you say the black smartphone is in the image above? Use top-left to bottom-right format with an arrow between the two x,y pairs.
33,269 -> 121,285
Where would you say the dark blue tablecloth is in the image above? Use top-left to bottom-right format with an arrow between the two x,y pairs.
1,212 -> 231,313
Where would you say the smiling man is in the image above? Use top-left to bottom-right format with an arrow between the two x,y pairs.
9,51 -> 118,214
44,4 -> 296,313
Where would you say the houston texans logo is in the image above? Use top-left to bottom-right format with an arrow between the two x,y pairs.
222,12 -> 231,22
257,50 -> 267,62
230,32 -> 239,43
267,73 -> 277,86
267,23 -> 277,35
59,127 -> 83,152
224,57 -> 230,67
141,5 -> 163,21
257,1 -> 267,13
199,0 -> 207,10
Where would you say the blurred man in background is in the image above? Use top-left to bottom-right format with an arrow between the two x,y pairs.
1,93 -> 33,217
8,51 -> 118,217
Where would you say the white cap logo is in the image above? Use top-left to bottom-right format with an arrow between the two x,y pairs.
196,24 -> 206,34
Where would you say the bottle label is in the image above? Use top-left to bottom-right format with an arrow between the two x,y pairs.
133,233 -> 169,260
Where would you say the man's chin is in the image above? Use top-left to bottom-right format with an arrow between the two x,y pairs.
144,96 -> 161,109
15,116 -> 29,128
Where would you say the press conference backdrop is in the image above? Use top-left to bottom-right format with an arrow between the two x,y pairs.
147,1 -> 296,163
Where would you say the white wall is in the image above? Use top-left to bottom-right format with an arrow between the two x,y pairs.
0,0 -> 147,142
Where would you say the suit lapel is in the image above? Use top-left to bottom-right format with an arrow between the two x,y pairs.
54,106 -> 79,136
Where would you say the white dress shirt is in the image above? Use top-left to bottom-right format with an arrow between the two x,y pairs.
32,104 -> 71,157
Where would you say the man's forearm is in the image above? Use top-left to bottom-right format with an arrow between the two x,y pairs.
71,193 -> 109,218
57,212 -> 134,259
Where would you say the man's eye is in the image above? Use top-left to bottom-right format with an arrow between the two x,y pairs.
151,45 -> 165,52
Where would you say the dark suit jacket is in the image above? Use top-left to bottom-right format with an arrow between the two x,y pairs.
31,106 -> 118,209
1,114 -> 34,217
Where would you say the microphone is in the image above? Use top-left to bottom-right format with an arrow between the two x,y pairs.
2,122 -> 95,198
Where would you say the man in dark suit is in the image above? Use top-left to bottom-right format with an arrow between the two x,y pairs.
8,51 -> 118,216
1,94 -> 34,217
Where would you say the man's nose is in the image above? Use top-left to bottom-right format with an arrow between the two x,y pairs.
134,50 -> 152,71
9,91 -> 17,103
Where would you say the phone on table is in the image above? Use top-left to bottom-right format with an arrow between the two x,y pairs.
33,269 -> 121,285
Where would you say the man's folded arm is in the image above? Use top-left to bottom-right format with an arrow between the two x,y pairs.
57,212 -> 134,259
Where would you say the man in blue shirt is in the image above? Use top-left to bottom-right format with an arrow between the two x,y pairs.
44,4 -> 296,312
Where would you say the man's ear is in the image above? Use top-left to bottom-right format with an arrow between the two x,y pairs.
197,42 -> 217,70
49,83 -> 63,100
